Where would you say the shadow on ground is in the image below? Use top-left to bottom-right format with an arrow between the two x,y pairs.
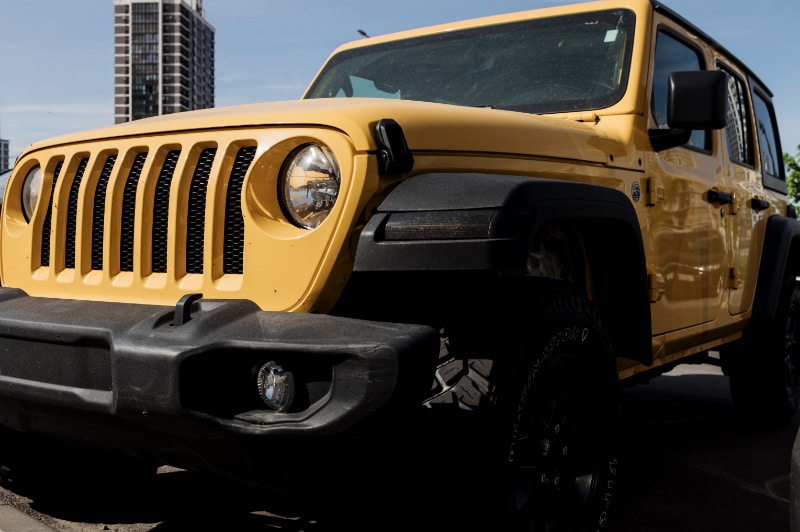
0,365 -> 795,531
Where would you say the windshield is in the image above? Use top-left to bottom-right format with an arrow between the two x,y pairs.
305,9 -> 634,115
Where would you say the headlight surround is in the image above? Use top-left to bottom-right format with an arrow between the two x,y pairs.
279,143 -> 340,229
21,165 -> 43,222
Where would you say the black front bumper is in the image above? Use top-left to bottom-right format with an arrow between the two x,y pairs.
0,288 -> 439,485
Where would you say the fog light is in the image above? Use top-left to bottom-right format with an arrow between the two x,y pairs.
256,361 -> 295,412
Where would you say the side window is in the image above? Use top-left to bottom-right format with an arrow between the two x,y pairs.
718,65 -> 753,166
751,87 -> 785,189
651,29 -> 708,150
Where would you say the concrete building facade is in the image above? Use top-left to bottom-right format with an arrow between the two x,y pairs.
0,139 -> 9,173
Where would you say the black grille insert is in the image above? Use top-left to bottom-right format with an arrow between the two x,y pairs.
91,155 -> 117,271
186,148 -> 216,274
223,147 -> 256,274
152,150 -> 180,273
41,161 -> 63,267
120,153 -> 148,272
65,158 -> 89,269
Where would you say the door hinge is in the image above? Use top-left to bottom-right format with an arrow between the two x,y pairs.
649,273 -> 665,302
727,267 -> 739,290
646,177 -> 665,206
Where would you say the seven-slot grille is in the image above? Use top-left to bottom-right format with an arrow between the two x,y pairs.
39,145 -> 257,276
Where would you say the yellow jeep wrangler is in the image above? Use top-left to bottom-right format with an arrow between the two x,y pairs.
0,0 -> 794,529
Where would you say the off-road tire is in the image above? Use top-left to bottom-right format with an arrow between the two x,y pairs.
725,280 -> 800,430
499,294 -> 618,531
425,288 -> 619,531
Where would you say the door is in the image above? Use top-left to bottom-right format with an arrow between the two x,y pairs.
646,26 -> 728,335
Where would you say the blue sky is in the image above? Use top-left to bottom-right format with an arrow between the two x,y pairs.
1,0 -> 798,163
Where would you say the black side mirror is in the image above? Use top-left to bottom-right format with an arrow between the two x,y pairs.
649,70 -> 728,151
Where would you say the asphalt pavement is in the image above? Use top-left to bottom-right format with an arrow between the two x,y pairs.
614,360 -> 798,532
0,359 -> 794,531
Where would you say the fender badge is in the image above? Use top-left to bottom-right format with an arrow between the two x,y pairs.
631,182 -> 641,203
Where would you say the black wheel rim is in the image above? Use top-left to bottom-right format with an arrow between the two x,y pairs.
785,287 -> 800,408
509,354 -> 612,532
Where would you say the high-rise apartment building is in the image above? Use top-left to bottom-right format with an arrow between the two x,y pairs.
114,0 -> 215,124
0,139 -> 9,173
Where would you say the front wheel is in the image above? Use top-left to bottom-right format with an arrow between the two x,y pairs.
494,293 -> 620,531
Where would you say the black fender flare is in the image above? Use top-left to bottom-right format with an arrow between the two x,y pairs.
752,215 -> 800,321
354,173 -> 652,364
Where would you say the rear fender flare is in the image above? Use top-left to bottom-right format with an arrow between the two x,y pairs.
753,215 -> 800,321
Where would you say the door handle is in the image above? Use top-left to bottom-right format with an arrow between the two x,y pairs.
707,190 -> 733,205
750,198 -> 770,211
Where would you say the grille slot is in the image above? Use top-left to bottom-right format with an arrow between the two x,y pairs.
223,147 -> 256,274
152,150 -> 180,273
91,155 -> 117,270
186,148 -> 217,274
41,161 -> 63,267
120,153 -> 148,272
64,158 -> 89,269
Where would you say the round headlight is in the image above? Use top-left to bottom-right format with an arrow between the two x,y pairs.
280,144 -> 340,229
21,165 -> 43,221
256,361 -> 295,412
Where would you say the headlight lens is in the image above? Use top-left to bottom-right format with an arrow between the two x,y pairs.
21,165 -> 43,221
280,144 -> 340,229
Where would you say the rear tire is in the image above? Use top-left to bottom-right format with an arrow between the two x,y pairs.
724,280 -> 800,430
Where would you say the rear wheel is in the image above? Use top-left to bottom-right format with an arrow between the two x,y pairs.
725,279 -> 800,430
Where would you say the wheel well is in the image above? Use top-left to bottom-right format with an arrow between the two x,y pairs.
528,218 -> 652,365
345,172 -> 653,363
334,216 -> 652,366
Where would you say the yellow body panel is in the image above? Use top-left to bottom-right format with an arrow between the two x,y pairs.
1,0 -> 788,380
3,99 -> 640,310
